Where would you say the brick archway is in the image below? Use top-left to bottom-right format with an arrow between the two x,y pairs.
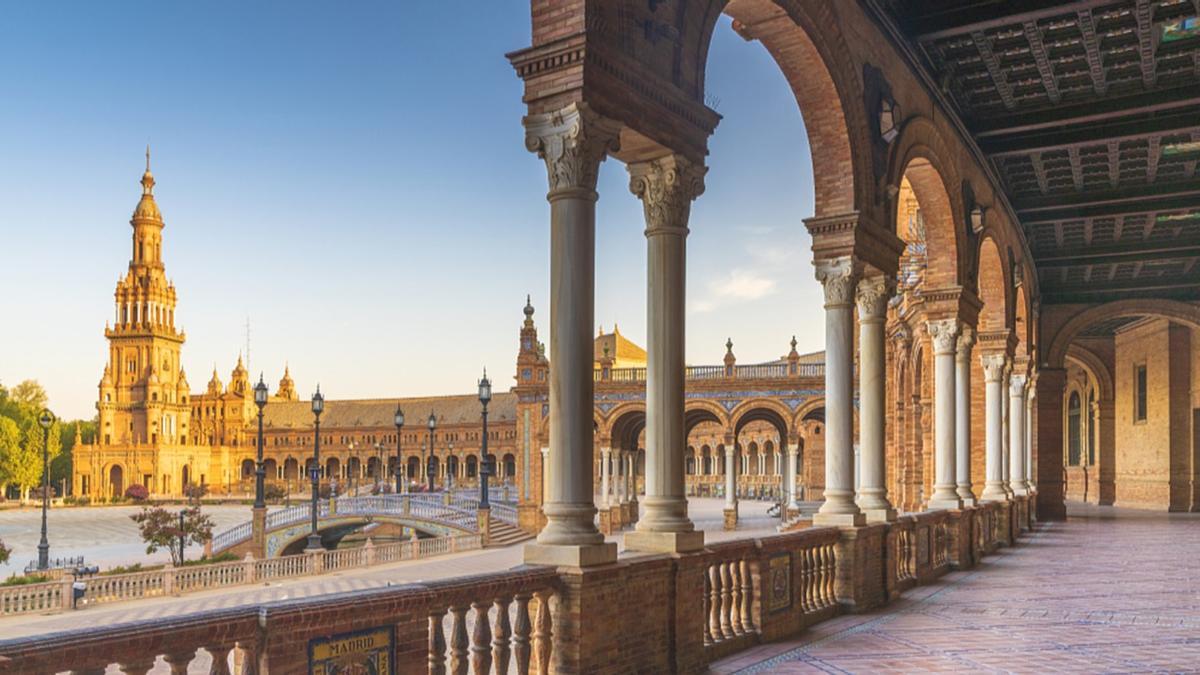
1046,299 -> 1200,368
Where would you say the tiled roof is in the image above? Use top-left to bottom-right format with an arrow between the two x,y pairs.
262,392 -> 517,430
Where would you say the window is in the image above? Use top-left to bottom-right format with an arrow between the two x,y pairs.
1067,392 -> 1081,466
1134,364 -> 1148,422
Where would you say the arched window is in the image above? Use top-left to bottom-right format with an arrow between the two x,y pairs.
1067,392 -> 1082,466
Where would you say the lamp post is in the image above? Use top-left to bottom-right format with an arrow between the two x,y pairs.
36,409 -> 55,571
178,509 -> 187,564
478,369 -> 492,509
394,406 -> 405,494
306,386 -> 324,552
426,412 -> 437,492
374,442 -> 384,490
253,374 -> 269,509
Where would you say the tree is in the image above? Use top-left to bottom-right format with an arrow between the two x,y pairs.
130,506 -> 214,565
9,381 -> 47,411
12,421 -> 60,500
183,482 -> 209,505
0,538 -> 9,566
0,417 -> 20,492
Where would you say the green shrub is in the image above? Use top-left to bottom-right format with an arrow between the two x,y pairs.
1,574 -> 51,586
180,551 -> 239,567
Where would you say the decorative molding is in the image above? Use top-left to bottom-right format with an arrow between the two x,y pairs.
628,154 -> 706,235
1009,374 -> 1027,397
981,354 -> 1007,381
957,325 -> 976,355
524,102 -> 622,193
856,275 -> 895,320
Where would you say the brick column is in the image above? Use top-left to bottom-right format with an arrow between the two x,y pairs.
1035,368 -> 1067,520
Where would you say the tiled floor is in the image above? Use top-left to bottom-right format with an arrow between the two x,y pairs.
710,503 -> 1200,674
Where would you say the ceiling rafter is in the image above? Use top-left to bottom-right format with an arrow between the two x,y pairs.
1029,151 -> 1051,195
1106,140 -> 1121,189
1076,8 -> 1108,96
1133,0 -> 1157,90
1147,135 -> 1161,183
1067,146 -> 1085,192
1023,20 -> 1061,103
970,30 -> 1016,110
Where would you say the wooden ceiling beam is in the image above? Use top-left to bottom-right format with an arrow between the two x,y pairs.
982,111 -> 1200,157
972,85 -> 1200,138
913,0 -> 1118,42
1035,238 -> 1200,267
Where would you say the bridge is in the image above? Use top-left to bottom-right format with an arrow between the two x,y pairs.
210,493 -> 525,558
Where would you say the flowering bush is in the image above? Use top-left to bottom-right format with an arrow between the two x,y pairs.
124,484 -> 149,502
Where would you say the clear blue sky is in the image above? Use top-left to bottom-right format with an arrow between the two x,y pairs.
0,1 -> 821,420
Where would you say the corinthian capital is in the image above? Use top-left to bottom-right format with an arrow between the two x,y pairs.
524,102 -> 622,194
926,318 -> 960,355
855,275 -> 894,321
957,325 -> 976,356
628,154 -> 706,235
980,353 -> 1007,381
1009,374 -> 1027,397
814,256 -> 861,308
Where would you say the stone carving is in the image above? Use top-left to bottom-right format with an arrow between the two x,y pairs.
855,275 -> 894,320
628,154 -> 706,234
926,319 -> 960,354
957,325 -> 976,354
524,102 -> 622,193
980,354 -> 1007,381
814,257 -> 861,307
1009,374 -> 1027,397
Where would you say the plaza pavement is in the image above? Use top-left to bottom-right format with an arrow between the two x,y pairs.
0,497 -> 785,639
710,503 -> 1200,674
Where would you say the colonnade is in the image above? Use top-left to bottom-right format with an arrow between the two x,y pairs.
521,103 -> 1034,567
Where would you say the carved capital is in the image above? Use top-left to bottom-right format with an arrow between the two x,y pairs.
524,103 -> 622,195
628,154 -> 706,235
956,325 -> 976,356
814,256 -> 861,308
1009,374 -> 1027,398
980,354 -> 1007,381
926,318 -> 960,355
855,275 -> 894,321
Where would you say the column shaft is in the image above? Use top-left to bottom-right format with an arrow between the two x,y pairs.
813,257 -> 864,526
855,275 -> 895,521
927,319 -> 962,510
980,355 -> 1008,501
1010,375 -> 1027,496
1001,364 -> 1013,497
955,328 -> 976,505
724,446 -> 737,509
599,448 -> 610,507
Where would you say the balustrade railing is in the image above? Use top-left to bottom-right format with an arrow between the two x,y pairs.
0,580 -> 67,616
211,520 -> 253,550
491,501 -> 519,525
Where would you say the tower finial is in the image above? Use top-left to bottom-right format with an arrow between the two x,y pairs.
146,144 -> 151,172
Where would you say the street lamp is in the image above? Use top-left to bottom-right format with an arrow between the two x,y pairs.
478,369 -> 492,509
253,374 -> 269,509
36,409 -> 55,571
394,406 -> 405,494
306,386 -> 324,552
374,442 -> 384,490
426,411 -> 437,492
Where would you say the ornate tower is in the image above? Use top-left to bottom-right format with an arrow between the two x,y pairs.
97,150 -> 190,448
275,364 -> 298,401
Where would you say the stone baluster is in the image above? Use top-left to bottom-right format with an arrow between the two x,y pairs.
926,319 -> 963,510
739,559 -> 753,634
798,548 -> 812,612
163,651 -> 195,675
470,601 -> 493,675
813,257 -> 865,526
429,610 -> 448,675
702,568 -> 714,645
532,591 -> 553,675
207,645 -> 234,675
728,561 -> 743,635
118,658 -> 157,675
718,562 -> 733,639
523,102 -> 621,567
492,596 -> 512,674
448,605 -> 469,675
512,593 -> 532,675
707,564 -> 721,642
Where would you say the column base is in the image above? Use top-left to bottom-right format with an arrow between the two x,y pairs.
523,541 -> 617,568
624,529 -> 705,554
926,497 -> 963,511
979,485 -> 1008,502
958,496 -> 977,507
862,507 -> 898,523
812,511 -> 866,527
723,507 -> 738,530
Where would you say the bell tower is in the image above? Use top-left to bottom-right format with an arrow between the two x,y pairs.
97,149 -> 190,448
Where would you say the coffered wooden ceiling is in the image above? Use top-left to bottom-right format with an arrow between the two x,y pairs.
874,0 -> 1200,304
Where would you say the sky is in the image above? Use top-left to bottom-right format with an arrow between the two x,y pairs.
0,1 -> 822,421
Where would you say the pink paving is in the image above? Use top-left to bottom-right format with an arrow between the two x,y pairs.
710,504 -> 1200,674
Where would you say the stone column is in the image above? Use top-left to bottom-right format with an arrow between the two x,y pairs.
955,327 -> 976,506
626,155 -> 705,553
599,447 -> 611,507
786,442 -> 801,510
855,275 -> 896,522
615,451 -> 626,504
723,444 -> 737,509
1009,375 -> 1028,496
1025,377 -> 1036,491
1001,362 -> 1013,497
523,102 -> 620,567
980,355 -> 1008,501
926,319 -> 963,510
812,257 -> 865,526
